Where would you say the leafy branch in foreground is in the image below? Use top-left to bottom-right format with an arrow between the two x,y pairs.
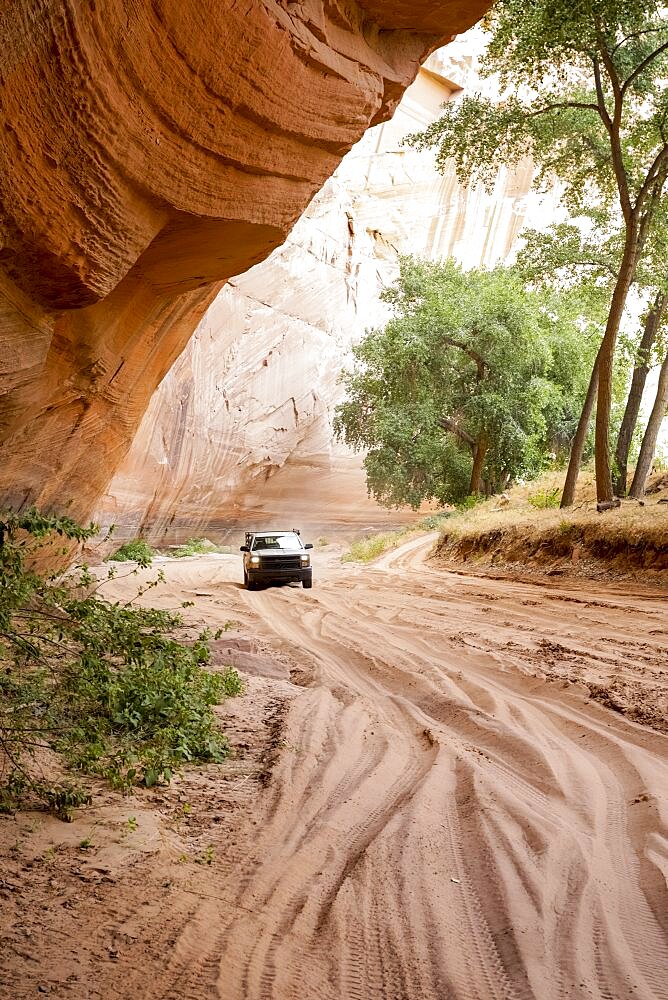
0,508 -> 241,817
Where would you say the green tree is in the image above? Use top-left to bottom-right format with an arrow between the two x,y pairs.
334,258 -> 598,507
629,341 -> 668,497
409,1 -> 668,505
513,219 -> 665,499
613,197 -> 668,493
515,207 -> 668,497
615,290 -> 668,494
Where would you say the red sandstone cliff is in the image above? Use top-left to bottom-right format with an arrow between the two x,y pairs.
0,0 -> 489,519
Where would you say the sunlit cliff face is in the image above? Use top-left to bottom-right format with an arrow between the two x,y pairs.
0,0 -> 490,520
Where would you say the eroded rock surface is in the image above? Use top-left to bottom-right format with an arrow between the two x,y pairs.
100,38 -> 555,542
0,0 -> 490,519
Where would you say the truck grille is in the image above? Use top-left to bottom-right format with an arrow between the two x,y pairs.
260,555 -> 302,571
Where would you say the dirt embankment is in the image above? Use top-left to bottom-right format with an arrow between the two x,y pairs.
434,471 -> 668,582
2,542 -> 667,1000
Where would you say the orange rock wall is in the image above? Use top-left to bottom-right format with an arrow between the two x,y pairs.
0,0 -> 489,518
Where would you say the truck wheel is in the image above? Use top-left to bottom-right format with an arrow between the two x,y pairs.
243,569 -> 248,587
247,575 -> 257,591
303,576 -> 313,589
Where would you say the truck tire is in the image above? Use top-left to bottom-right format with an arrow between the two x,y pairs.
302,574 -> 313,589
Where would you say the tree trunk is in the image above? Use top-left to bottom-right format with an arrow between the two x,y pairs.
614,290 -> 667,495
629,348 -> 668,499
469,436 -> 488,495
594,236 -> 640,503
561,353 -> 599,508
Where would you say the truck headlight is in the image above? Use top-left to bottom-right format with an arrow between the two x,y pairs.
300,554 -> 310,564
250,556 -> 260,565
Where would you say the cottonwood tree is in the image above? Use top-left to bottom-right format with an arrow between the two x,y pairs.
612,198 -> 668,492
516,220 -> 667,497
615,290 -> 668,494
334,258 -> 598,507
629,343 -> 668,497
409,0 -> 668,506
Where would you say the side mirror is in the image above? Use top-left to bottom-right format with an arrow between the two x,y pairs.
240,545 -> 249,552
304,543 -> 313,550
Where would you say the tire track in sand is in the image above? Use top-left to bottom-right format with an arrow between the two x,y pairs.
70,540 -> 667,1000
218,537 -> 668,1000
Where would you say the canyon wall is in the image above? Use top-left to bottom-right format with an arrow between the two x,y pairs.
0,0 -> 490,520
100,34 -> 555,543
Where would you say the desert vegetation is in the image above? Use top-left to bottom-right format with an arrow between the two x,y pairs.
342,514 -> 450,563
338,18 -> 668,512
109,537 -> 231,563
335,257 -> 604,505
0,509 -> 241,817
108,538 -> 155,566
409,0 -> 668,507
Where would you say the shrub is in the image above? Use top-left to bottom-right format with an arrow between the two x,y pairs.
0,508 -> 240,815
108,538 -> 155,566
455,494 -> 484,513
170,537 -> 219,558
527,487 -> 561,509
220,666 -> 244,697
415,514 -> 451,530
343,533 -> 397,563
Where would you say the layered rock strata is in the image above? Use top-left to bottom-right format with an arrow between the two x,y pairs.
0,0 -> 490,519
100,38 -> 552,542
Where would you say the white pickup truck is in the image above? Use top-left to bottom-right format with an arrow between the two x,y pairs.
240,529 -> 313,590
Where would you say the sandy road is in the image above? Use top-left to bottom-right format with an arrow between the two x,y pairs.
141,536 -> 668,1000
4,537 -> 666,1000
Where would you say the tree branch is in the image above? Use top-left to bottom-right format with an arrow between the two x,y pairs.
611,27 -> 667,56
561,256 -> 618,279
621,39 -> 668,96
592,55 -> 613,130
596,30 -> 623,105
635,145 -> 668,214
441,336 -> 486,377
593,53 -> 632,222
438,417 -> 475,449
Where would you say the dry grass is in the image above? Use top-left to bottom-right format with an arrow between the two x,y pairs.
434,469 -> 668,581
342,515 -> 450,563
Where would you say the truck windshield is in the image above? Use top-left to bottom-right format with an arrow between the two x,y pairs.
252,534 -> 302,551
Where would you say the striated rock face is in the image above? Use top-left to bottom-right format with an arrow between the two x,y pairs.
100,38 -> 556,542
0,0 -> 490,518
